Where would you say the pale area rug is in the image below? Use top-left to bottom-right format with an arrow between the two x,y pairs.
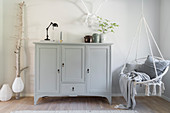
11,110 -> 138,113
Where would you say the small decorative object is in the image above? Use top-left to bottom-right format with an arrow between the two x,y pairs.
12,77 -> 24,94
100,33 -> 106,43
0,84 -> 13,101
97,16 -> 119,43
45,22 -> 58,41
60,31 -> 63,43
84,35 -> 93,43
12,1 -> 28,100
92,33 -> 100,43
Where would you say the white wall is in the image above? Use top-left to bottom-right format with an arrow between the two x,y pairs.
160,0 -> 170,100
0,0 -> 4,86
2,0 -> 160,96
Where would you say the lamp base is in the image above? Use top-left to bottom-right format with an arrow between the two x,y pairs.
44,38 -> 50,41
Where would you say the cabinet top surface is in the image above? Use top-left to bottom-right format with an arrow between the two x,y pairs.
33,41 -> 113,46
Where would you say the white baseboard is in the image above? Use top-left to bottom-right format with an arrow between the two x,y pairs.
21,92 -> 170,101
161,95 -> 170,102
112,93 -> 122,97
112,93 -> 145,97
23,93 -> 123,97
136,93 -> 145,96
112,93 -> 170,102
21,93 -> 34,97
21,93 -> 146,97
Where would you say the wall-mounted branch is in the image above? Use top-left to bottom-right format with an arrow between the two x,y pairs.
79,0 -> 107,27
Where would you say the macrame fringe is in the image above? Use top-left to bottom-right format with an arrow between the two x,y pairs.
158,84 -> 162,96
152,84 -> 156,95
145,82 -> 165,96
145,84 -> 150,96
162,82 -> 165,93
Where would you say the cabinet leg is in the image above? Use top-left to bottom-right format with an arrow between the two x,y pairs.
34,96 -> 40,105
106,96 -> 112,105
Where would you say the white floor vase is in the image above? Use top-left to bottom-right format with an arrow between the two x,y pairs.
0,84 -> 13,101
12,77 -> 24,93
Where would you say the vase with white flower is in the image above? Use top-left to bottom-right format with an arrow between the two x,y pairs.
97,16 -> 119,43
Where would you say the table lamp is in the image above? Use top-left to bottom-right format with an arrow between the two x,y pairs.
44,22 -> 58,40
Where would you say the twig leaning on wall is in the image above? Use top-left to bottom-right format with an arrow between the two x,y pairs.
13,1 -> 28,100
14,1 -> 28,78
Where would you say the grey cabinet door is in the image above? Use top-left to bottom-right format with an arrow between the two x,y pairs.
61,45 -> 85,83
36,45 -> 60,93
86,46 -> 110,93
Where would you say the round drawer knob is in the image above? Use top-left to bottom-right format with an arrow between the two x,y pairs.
72,87 -> 74,91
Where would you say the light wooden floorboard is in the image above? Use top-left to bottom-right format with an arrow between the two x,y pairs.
0,96 -> 169,113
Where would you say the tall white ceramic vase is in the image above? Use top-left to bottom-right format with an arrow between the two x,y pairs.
12,77 -> 24,99
0,84 -> 13,101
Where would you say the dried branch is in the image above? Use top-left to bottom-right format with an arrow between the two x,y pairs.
20,66 -> 29,74
14,1 -> 28,78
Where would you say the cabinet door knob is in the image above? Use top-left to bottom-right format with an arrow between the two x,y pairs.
58,69 -> 60,73
87,69 -> 90,73
72,87 -> 74,91
62,63 -> 64,67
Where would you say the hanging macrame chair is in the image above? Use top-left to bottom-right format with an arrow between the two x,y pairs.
120,0 -> 169,96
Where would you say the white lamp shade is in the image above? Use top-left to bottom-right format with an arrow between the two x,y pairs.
0,84 -> 13,101
12,77 -> 24,93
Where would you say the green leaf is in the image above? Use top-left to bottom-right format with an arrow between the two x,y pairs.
105,19 -> 109,22
111,23 -> 115,26
103,22 -> 108,26
98,29 -> 103,32
109,26 -> 113,29
97,17 -> 118,33
99,24 -> 104,27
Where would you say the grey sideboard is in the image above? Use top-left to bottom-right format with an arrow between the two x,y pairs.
34,42 -> 113,105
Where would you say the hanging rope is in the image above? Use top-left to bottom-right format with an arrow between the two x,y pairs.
143,17 -> 158,77
135,16 -> 143,61
121,18 -> 143,74
143,19 -> 164,59
135,0 -> 144,60
123,17 -> 143,65
125,0 -> 145,63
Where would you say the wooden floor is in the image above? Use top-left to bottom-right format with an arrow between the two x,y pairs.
0,96 -> 170,113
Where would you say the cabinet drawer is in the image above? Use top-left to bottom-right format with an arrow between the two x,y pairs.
60,84 -> 86,94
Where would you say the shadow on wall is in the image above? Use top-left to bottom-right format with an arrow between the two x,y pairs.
112,65 -> 146,95
110,34 -> 129,95
111,37 -> 146,95
67,0 -> 88,14
112,66 -> 123,94
22,5 -> 33,95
